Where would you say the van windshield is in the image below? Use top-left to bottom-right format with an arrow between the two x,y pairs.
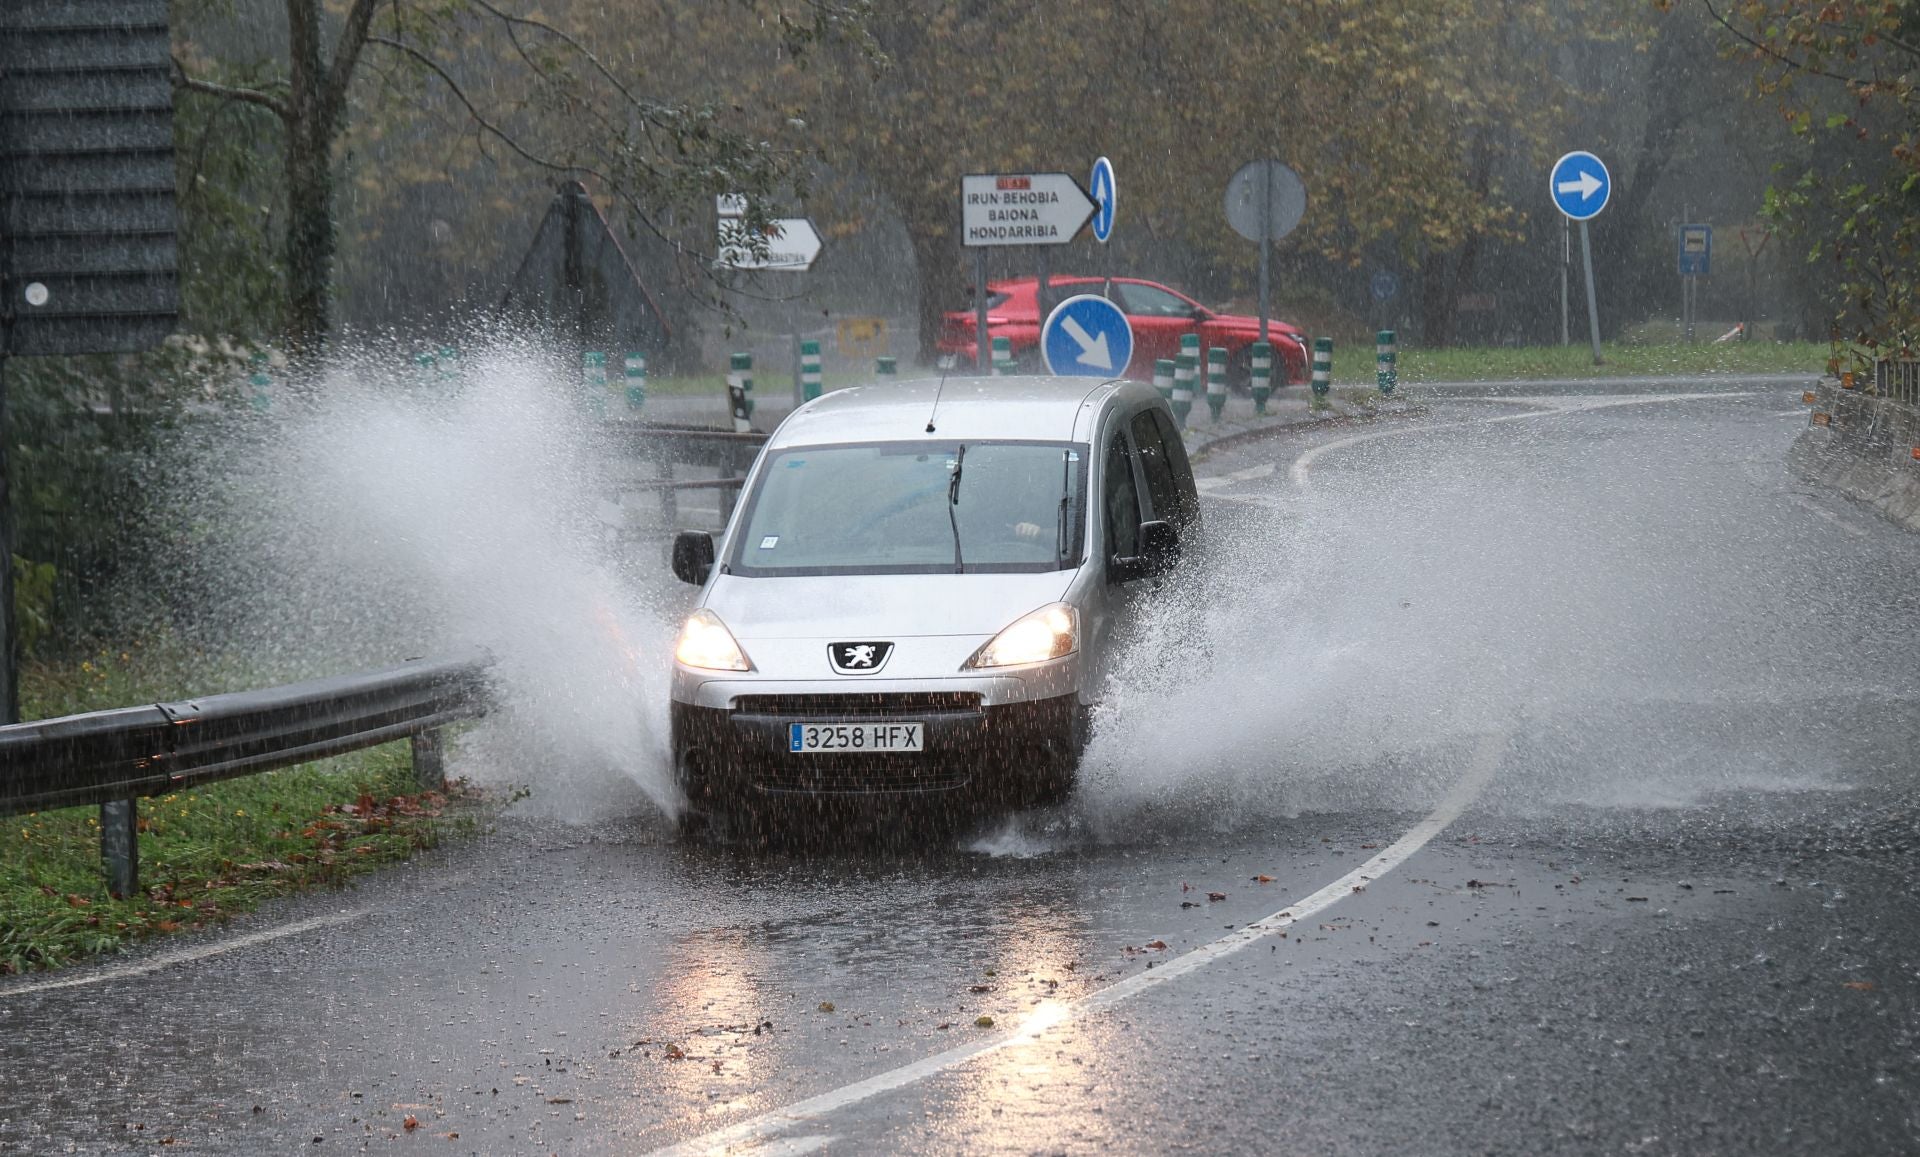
727,441 -> 1087,577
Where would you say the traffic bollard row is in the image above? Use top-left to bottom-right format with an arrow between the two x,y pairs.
992,336 -> 1013,375
875,356 -> 897,377
1154,358 -> 1175,403
1250,341 -> 1273,415
248,352 -> 272,413
624,352 -> 647,413
583,351 -> 609,417
1311,337 -> 1332,404
1376,330 -> 1397,396
1206,346 -> 1228,421
729,351 -> 754,418
1172,352 -> 1196,427
801,339 -> 823,402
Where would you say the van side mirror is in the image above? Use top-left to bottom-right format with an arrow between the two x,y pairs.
671,531 -> 716,585
1111,520 -> 1179,584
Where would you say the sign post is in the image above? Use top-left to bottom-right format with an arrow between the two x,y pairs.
1225,161 -> 1307,344
1549,150 -> 1611,365
1678,223 -> 1711,344
961,172 -> 1098,373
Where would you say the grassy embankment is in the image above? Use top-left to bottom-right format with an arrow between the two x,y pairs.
0,646 -> 474,974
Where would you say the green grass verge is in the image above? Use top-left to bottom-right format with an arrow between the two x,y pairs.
1331,341 -> 1829,385
1,647 -> 476,975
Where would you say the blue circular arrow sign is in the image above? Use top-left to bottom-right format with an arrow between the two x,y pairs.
1042,294 -> 1134,377
1089,156 -> 1117,244
1549,151 -> 1610,221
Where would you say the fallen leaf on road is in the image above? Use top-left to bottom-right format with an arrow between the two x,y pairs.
402,1116 -> 419,1132
936,1022 -> 952,1030
1145,940 -> 1167,950
968,984 -> 991,993
1843,981 -> 1875,991
547,1097 -> 572,1104
975,1016 -> 994,1028
817,1002 -> 835,1013
1253,875 -> 1274,884
663,1044 -> 686,1061
1208,892 -> 1227,902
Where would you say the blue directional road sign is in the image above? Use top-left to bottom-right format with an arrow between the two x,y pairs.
1089,156 -> 1117,244
1042,293 -> 1134,377
1678,224 -> 1712,276
1370,270 -> 1399,303
1549,151 -> 1611,222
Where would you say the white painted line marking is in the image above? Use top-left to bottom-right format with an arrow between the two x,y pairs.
1789,493 -> 1868,537
1285,392 -> 1752,490
648,731 -> 1505,1157
0,911 -> 360,998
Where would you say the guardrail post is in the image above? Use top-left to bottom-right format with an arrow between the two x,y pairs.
100,799 -> 137,898
1311,337 -> 1332,408
583,351 -> 609,418
1172,352 -> 1196,428
1250,341 -> 1273,415
800,340 -> 823,401
623,352 -> 647,413
1153,358 -> 1174,403
411,729 -> 445,791
728,352 -> 753,418
1206,346 -> 1228,421
1376,330 -> 1397,396
875,356 -> 897,377
991,336 -> 1013,376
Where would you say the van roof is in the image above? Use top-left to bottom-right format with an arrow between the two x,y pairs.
767,375 -> 1155,448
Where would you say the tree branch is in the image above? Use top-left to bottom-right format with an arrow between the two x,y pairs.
1698,0 -> 1872,87
170,57 -> 291,122
319,0 -> 383,139
364,34 -> 589,178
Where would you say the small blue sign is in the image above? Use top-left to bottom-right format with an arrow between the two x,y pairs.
1042,294 -> 1134,377
1370,270 -> 1399,303
1549,150 -> 1611,222
1089,156 -> 1117,244
1678,224 -> 1712,276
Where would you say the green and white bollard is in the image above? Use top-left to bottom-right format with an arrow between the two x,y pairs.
623,352 -> 647,413
248,352 -> 272,412
875,356 -> 897,377
729,351 -> 753,418
991,336 -> 1013,376
1206,347 -> 1228,421
1375,330 -> 1397,396
1249,341 -> 1274,415
1153,358 -> 1175,404
437,346 -> 460,382
1172,352 -> 1197,428
800,339 -> 823,402
1311,338 -> 1332,409
415,350 -> 437,385
582,351 -> 609,417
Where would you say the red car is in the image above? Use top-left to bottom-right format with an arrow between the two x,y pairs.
938,275 -> 1309,387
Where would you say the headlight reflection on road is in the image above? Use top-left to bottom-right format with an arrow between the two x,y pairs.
623,928 -> 777,1124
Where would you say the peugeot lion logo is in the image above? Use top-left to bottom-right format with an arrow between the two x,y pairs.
829,641 -> 894,675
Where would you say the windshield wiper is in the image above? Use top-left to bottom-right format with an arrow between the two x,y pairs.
1055,448 -> 1072,561
947,443 -> 966,573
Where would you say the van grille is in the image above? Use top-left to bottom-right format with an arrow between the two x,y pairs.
730,693 -> 983,717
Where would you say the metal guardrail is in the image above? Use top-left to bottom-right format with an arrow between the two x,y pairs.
0,649 -> 492,896
1873,358 -> 1920,406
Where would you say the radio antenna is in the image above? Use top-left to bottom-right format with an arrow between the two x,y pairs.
925,354 -> 956,433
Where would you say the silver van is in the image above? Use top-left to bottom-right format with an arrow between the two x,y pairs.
667,375 -> 1199,827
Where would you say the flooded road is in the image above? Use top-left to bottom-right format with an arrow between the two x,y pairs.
4,378 -> 1917,1155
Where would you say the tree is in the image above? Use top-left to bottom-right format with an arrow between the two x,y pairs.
1698,0 -> 1920,366
170,0 -> 871,356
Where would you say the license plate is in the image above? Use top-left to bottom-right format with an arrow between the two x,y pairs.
788,722 -> 924,753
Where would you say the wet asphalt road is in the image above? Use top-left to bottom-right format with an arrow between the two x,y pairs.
5,378 -> 1920,1156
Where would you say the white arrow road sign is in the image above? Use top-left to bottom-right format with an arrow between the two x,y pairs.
961,173 -> 1097,247
1556,171 -> 1603,200
717,216 -> 823,271
1059,315 -> 1112,370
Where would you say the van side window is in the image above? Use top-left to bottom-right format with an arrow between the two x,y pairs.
1150,407 -> 1198,513
1103,432 -> 1141,558
1131,410 -> 1183,525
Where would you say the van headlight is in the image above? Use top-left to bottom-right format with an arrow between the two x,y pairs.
965,603 -> 1078,669
675,609 -> 752,672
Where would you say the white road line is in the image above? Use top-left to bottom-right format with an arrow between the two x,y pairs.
1284,392 -> 1751,489
649,730 -> 1506,1157
0,910 -> 361,998
1789,493 -> 1868,537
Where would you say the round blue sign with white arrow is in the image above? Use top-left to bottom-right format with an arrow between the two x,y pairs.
1089,156 -> 1117,244
1042,293 -> 1133,377
1549,150 -> 1610,222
